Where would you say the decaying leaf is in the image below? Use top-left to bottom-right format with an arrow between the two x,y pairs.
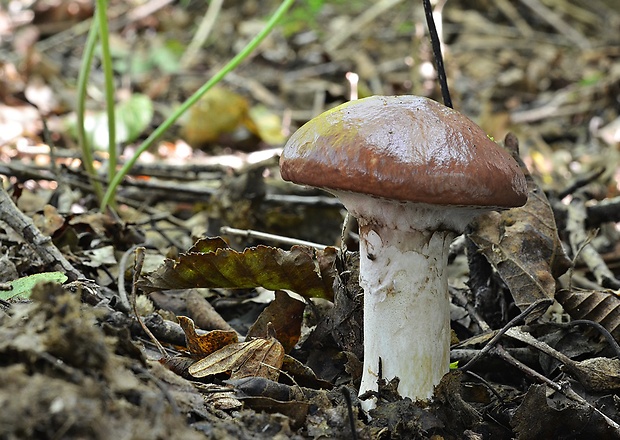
469,134 -> 571,317
511,384 -> 614,439
32,204 -> 65,236
247,105 -> 286,145
281,355 -> 334,389
140,238 -> 337,300
555,289 -> 620,342
177,316 -> 238,358
246,290 -> 306,353
188,237 -> 230,253
237,395 -> 310,430
203,389 -> 243,412
180,86 -> 253,147
160,355 -> 195,376
505,327 -> 620,392
188,337 -> 285,382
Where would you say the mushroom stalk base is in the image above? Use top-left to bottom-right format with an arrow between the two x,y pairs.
357,219 -> 454,410
334,193 -> 479,410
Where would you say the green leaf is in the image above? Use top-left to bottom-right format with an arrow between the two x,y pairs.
2,272 -> 68,300
115,94 -> 154,145
66,94 -> 154,150
129,38 -> 184,75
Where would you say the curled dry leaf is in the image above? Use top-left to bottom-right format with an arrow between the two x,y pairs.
246,290 -> 306,353
177,316 -> 238,358
188,337 -> 285,382
140,237 -> 337,300
564,357 -> 620,392
555,289 -> 620,342
281,355 -> 334,389
468,134 -> 571,318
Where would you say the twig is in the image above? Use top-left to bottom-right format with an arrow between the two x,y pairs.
449,286 -> 491,333
341,387 -> 359,440
505,327 -> 585,367
462,370 -> 505,403
517,0 -> 590,48
567,319 -> 620,358
264,193 -> 342,207
490,344 -> 564,391
117,245 -> 140,312
180,0 -> 224,69
325,0 -> 404,52
220,226 -> 330,250
553,195 -> 620,234
495,0 -> 534,37
459,299 -> 551,372
504,326 -> 620,392
131,247 -> 169,358
585,196 -> 620,227
511,101 -> 596,124
0,179 -> 83,281
557,167 -> 606,200
224,71 -> 285,108
509,76 -> 614,125
566,195 -> 620,289
491,344 -> 620,433
451,347 -> 539,367
422,0 -> 451,108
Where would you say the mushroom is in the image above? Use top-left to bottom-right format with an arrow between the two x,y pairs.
279,95 -> 528,409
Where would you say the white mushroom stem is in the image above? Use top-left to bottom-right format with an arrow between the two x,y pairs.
335,192 -> 481,411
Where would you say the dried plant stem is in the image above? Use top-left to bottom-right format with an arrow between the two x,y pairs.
180,0 -> 224,69
220,226 -> 329,250
491,345 -> 620,433
422,0 -> 451,108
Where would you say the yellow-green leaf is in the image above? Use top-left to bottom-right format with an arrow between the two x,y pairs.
140,238 -> 336,300
2,272 -> 68,300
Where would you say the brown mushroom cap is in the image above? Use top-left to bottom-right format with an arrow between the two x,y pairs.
280,95 -> 527,208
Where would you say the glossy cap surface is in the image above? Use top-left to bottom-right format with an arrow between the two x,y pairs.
280,95 -> 527,208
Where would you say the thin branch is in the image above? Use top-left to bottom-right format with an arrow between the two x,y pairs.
422,0 -> 451,108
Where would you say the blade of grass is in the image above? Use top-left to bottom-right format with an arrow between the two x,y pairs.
100,0 -> 295,211
96,0 -> 117,187
76,18 -> 104,203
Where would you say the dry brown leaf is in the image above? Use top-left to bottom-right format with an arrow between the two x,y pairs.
246,290 -> 306,353
32,204 -> 64,236
469,134 -> 571,317
160,355 -> 195,376
555,289 -> 620,342
511,384 -> 591,439
188,337 -> 284,382
177,316 -> 238,358
281,355 -> 334,389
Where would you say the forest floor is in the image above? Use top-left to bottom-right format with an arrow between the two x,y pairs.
1,0 -> 620,438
